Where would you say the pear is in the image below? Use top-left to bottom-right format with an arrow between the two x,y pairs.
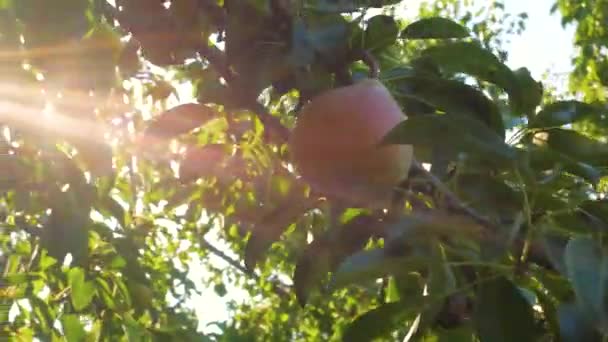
289,78 -> 413,207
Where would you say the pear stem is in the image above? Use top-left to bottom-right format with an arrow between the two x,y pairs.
359,50 -> 380,79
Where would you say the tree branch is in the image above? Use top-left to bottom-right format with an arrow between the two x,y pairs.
196,43 -> 235,84
409,160 -> 556,271
411,161 -> 496,232
196,43 -> 290,145
199,237 -> 290,298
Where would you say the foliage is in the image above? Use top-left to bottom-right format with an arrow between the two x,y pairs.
554,0 -> 608,102
1,0 -> 608,341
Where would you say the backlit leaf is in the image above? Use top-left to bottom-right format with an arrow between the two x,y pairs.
68,267 -> 96,311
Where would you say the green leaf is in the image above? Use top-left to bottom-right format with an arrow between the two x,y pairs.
543,128 -> 608,167
304,0 -> 401,13
289,18 -> 317,67
14,0 -> 89,46
178,144 -> 231,183
95,278 -> 116,310
30,295 -> 53,333
533,287 -> 562,341
383,214 -> 484,255
528,145 -> 601,185
551,211 -> 601,234
142,103 -> 219,141
224,0 -> 291,102
529,101 -> 601,129
402,17 -> 469,39
122,312 -> 149,341
244,199 -> 314,271
420,41 -> 518,98
418,243 -> 458,332
294,64 -> 335,100
473,277 -> 539,342
341,301 -> 419,342
539,234 -> 569,275
330,248 -> 425,290
390,74 -> 505,137
293,214 -> 378,306
294,238 -> 333,306
303,12 -> 351,65
0,0 -> 13,10
62,314 -> 86,342
40,189 -> 91,266
71,138 -> 113,177
68,267 -> 96,311
510,67 -> 543,117
558,302 -> 602,342
98,195 -> 126,228
580,199 -> 608,225
363,15 -> 399,52
385,277 -> 401,303
4,272 -> 39,285
435,326 -> 477,341
564,237 -> 608,327
381,113 -> 516,167
454,173 -> 522,219
13,327 -> 34,341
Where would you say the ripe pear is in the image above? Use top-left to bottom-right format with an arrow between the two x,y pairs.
289,78 -> 413,207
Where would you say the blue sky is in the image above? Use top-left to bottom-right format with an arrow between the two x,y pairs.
504,1 -> 575,81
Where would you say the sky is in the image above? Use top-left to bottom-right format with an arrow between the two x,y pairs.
503,1 -> 576,83
181,0 -> 579,333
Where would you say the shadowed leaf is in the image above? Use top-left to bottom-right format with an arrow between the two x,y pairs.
391,74 -> 505,137
382,113 -> 516,167
473,277 -> 539,342
402,17 -> 469,39
529,101 -> 602,128
245,198 -> 317,271
420,41 -> 518,101
342,300 -> 421,342
564,237 -> 608,328
143,103 -> 219,141
294,214 -> 379,306
364,15 -> 399,51
179,144 -> 232,183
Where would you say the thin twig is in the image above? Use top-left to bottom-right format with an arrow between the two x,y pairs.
197,43 -> 235,84
199,237 -> 291,298
411,160 -> 495,231
200,237 -> 253,277
247,102 -> 291,145
360,50 -> 380,79
410,160 -> 556,271
196,44 -> 290,145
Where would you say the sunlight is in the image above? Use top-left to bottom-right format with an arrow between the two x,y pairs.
0,0 -> 583,338
0,96 -> 106,147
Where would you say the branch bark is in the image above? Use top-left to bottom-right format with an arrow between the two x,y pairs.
409,160 -> 556,271
199,237 -> 291,298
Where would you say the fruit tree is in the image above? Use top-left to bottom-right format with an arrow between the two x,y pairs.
2,0 -> 608,341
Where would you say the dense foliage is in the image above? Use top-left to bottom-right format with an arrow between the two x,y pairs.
1,0 -> 608,341
554,0 -> 608,101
